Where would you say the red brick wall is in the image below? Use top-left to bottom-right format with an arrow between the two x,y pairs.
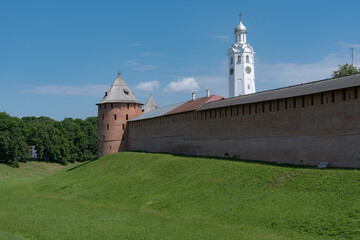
98,102 -> 142,158
128,87 -> 360,168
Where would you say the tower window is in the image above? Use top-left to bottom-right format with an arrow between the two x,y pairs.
230,57 -> 233,64
104,104 -> 107,109
111,103 -> 113,109
126,114 -> 128,120
134,104 -> 136,109
107,124 -> 109,130
114,114 -> 117,120
102,114 -> 104,120
237,55 -> 241,63
246,55 -> 249,63
127,103 -> 129,109
122,124 -> 125,130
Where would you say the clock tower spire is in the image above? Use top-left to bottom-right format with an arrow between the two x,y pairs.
228,14 -> 256,97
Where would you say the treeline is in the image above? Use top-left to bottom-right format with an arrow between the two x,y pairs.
0,112 -> 97,167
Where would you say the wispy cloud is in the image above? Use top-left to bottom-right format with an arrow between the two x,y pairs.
129,43 -> 141,47
164,77 -> 200,93
125,60 -> 156,71
23,84 -> 108,96
208,34 -> 232,42
135,81 -> 160,92
256,53 -> 352,88
338,41 -> 360,49
140,51 -> 162,56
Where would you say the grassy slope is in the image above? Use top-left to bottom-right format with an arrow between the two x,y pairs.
0,153 -> 359,239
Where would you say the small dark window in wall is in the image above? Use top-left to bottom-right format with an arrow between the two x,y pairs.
248,104 -> 251,115
293,98 -> 296,108
103,135 -> 105,140
321,92 -> 324,104
119,103 -> 121,109
354,87 -> 358,99
331,91 -> 335,103
342,89 -> 346,101
255,103 -> 257,113
302,96 -> 305,107
262,102 -> 265,113
230,107 -> 233,117
107,124 -> 109,130
243,105 -> 245,115
126,114 -> 128,120
110,145 -> 111,150
99,105 -> 101,110
225,108 -> 227,117
104,104 -> 107,109
236,105 -> 239,116
111,103 -> 113,109
311,94 -> 314,105
285,99 -> 288,110
102,114 -> 104,120
127,103 -> 129,109
277,100 -> 280,111
115,114 -> 117,120
269,101 -> 272,112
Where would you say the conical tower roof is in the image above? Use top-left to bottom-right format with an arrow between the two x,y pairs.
97,72 -> 141,105
143,94 -> 159,113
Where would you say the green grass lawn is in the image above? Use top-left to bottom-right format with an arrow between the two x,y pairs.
0,152 -> 359,239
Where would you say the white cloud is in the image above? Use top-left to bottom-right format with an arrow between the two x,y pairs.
135,81 -> 160,92
212,35 -> 231,40
23,84 -> 108,96
256,53 -> 353,88
129,43 -> 141,47
164,77 -> 200,93
338,41 -> 360,49
140,51 -> 162,56
125,60 -> 156,71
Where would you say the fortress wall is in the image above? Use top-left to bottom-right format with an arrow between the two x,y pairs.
128,86 -> 360,168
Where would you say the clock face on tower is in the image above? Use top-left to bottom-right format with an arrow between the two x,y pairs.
245,66 -> 252,74
229,68 -> 234,75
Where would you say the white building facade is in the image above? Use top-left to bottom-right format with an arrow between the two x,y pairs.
228,17 -> 256,97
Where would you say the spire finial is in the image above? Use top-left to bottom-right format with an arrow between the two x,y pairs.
117,68 -> 122,76
239,12 -> 242,21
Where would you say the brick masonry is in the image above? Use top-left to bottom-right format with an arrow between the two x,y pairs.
127,87 -> 360,168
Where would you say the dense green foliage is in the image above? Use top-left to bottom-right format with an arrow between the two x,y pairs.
0,152 -> 359,239
0,113 -> 29,167
0,113 -> 97,165
332,63 -> 360,78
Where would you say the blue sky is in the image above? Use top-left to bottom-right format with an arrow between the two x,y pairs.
1,0 -> 359,120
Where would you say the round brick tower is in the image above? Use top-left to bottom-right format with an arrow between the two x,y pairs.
97,72 -> 143,158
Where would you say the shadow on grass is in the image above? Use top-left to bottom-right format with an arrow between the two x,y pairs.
66,159 -> 98,172
126,150 -> 360,171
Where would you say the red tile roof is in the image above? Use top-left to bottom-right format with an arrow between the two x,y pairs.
164,95 -> 225,115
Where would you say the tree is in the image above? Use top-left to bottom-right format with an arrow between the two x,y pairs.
332,63 -> 360,78
24,117 -> 71,165
0,112 -> 29,167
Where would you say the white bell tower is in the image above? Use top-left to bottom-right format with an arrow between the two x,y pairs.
228,14 -> 256,97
